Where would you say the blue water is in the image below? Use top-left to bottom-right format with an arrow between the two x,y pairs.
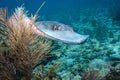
0,0 -> 119,23
0,0 -> 119,14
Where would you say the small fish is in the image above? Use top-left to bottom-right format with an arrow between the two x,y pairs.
35,21 -> 89,44
105,54 -> 120,63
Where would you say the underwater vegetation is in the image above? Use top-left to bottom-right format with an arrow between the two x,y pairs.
0,7 -> 58,80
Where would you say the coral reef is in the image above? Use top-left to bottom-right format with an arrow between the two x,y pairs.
42,8 -> 120,80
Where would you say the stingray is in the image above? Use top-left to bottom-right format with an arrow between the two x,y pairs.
35,21 -> 89,44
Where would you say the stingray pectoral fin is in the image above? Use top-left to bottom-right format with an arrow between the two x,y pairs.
35,21 -> 89,44
44,30 -> 89,44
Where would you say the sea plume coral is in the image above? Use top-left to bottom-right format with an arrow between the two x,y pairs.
0,6 -> 53,80
81,68 -> 107,80
104,67 -> 120,80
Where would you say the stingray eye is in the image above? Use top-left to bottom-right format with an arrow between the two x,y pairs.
51,24 -> 61,31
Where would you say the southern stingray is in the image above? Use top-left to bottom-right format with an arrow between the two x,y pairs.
35,21 -> 89,44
